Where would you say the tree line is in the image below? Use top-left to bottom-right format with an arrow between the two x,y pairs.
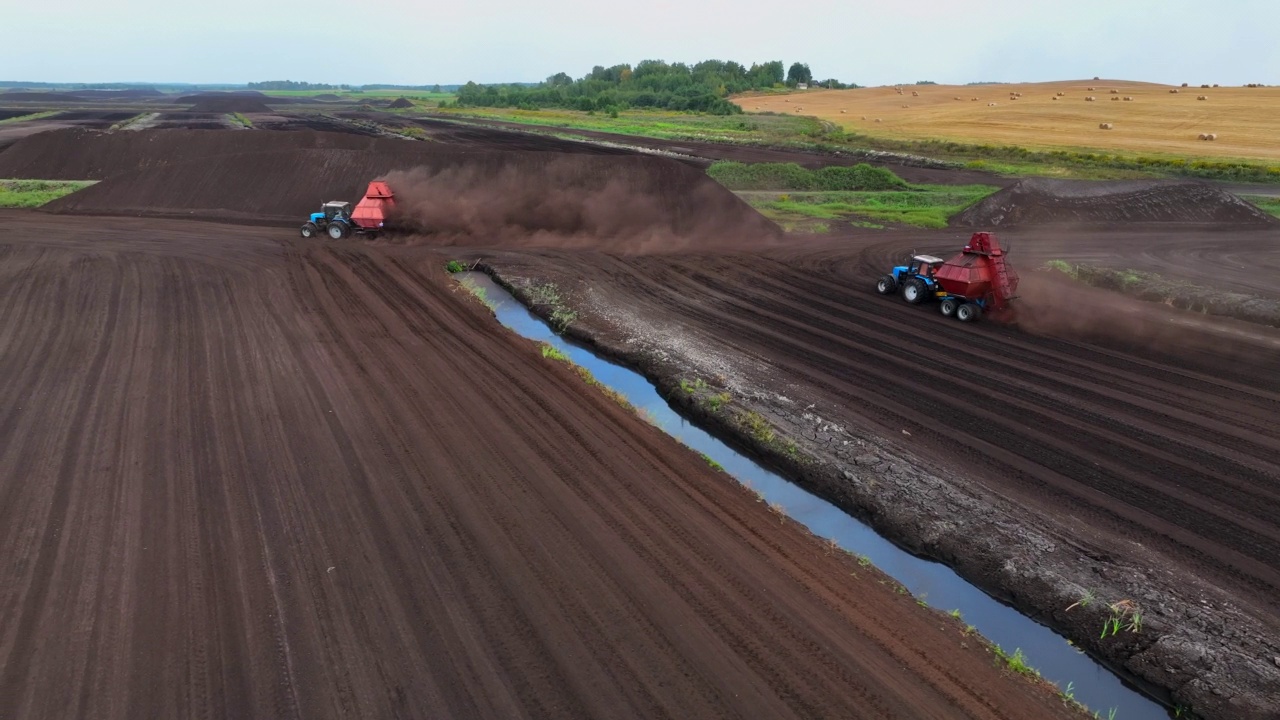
451,60 -> 854,115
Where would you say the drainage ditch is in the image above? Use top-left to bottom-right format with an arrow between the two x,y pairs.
456,271 -> 1170,720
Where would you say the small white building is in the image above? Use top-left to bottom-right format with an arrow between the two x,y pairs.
796,82 -> 808,90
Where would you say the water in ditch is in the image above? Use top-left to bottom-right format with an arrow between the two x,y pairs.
457,271 -> 1168,720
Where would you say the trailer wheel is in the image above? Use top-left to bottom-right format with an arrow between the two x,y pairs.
300,222 -> 318,238
956,303 -> 982,322
902,278 -> 927,304
876,275 -> 898,295
327,221 -> 349,240
939,298 -> 958,317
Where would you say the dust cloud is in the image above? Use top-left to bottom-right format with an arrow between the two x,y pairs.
381,158 -> 780,252
1013,270 -> 1280,361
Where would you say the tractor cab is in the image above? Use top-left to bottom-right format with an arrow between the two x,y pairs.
311,201 -> 351,224
907,255 -> 944,278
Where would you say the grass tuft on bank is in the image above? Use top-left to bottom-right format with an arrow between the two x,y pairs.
0,179 -> 95,208
1242,195 -> 1280,219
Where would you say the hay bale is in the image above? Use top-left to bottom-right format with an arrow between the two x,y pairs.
1051,96 -> 1059,101
1088,86 -> 1096,91
840,109 -> 847,114
911,90 -> 919,96
987,102 -> 997,107
1099,123 -> 1114,130
1207,133 -> 1217,140
971,97 -> 979,101
1057,91 -> 1066,96
1123,96 -> 1134,101
860,115 -> 867,120
1170,89 -> 1180,93
874,118 -> 882,123
1110,89 -> 1119,94
1111,96 -> 1120,101
1085,96 -> 1096,102
1198,133 -> 1209,140
1197,95 -> 1208,100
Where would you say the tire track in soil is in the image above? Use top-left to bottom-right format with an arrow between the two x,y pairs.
0,211 -> 1086,720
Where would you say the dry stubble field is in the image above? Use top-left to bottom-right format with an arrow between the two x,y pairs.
739,80 -> 1280,161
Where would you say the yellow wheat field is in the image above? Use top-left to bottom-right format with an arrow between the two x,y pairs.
737,80 -> 1280,162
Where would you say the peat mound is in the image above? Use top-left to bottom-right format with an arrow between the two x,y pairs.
70,88 -> 166,100
954,178 -> 1278,227
388,97 -> 414,109
0,92 -> 85,103
42,146 -> 778,247
186,97 -> 273,113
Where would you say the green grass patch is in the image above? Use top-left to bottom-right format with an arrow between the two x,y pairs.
1242,194 -> 1280,219
444,260 -> 470,274
435,106 -> 822,144
540,344 -> 570,362
526,282 -> 577,331
228,112 -> 253,128
707,161 -> 908,191
0,179 -> 95,207
0,110 -> 60,125
741,185 -> 996,230
457,277 -> 497,310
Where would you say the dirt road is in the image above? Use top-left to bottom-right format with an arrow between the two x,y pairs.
0,211 -> 1080,720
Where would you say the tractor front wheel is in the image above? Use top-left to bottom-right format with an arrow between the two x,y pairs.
327,221 -> 349,240
956,303 -> 982,322
939,298 -> 958,317
876,275 -> 898,295
902,278 -> 927,304
300,222 -> 318,238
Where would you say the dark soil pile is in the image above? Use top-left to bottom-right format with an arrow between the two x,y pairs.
173,91 -> 267,102
0,92 -> 85,103
954,178 -> 1279,227
71,88 -> 166,99
0,128 -> 390,179
186,97 -> 273,113
388,97 -> 414,109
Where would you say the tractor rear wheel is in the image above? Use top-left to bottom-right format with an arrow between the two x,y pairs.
939,298 -> 958,317
956,303 -> 982,322
300,222 -> 318,238
902,278 -> 927,304
327,221 -> 349,239
876,275 -> 898,295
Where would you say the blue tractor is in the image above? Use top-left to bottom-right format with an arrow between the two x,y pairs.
877,254 -> 945,305
300,201 -> 354,239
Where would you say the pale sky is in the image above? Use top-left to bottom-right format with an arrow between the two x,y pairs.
3,0 -> 1276,87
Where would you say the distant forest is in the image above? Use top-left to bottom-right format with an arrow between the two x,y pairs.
452,60 -> 855,115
